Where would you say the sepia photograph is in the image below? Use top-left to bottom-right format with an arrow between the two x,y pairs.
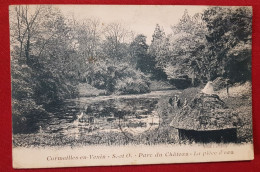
9,5 -> 253,168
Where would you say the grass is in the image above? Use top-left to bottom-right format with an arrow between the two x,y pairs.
77,83 -> 106,97
149,80 -> 175,91
219,83 -> 252,143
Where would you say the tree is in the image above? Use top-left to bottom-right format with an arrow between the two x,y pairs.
102,22 -> 132,61
71,18 -> 102,61
67,18 -> 105,82
203,7 -> 252,82
147,24 -> 168,80
129,34 -> 149,71
10,5 -> 79,133
10,6 -> 42,64
166,10 -> 209,85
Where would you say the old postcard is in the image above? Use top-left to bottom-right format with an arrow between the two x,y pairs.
10,5 -> 253,168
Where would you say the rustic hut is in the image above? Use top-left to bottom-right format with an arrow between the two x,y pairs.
170,86 -> 240,143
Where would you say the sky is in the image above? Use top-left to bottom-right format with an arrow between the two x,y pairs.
57,5 -> 208,44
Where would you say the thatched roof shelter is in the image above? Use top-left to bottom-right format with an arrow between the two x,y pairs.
170,93 -> 239,131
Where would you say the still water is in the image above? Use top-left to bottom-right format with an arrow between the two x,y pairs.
40,90 -> 177,139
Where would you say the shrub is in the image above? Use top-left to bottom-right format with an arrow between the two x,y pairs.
12,99 -> 48,134
86,61 -> 151,95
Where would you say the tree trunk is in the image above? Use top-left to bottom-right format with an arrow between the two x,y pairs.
25,29 -> 31,65
191,69 -> 195,86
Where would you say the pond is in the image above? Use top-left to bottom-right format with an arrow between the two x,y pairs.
38,90 -> 179,140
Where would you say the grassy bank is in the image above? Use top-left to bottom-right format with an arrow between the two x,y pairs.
218,82 -> 252,143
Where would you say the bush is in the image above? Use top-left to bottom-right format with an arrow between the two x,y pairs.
11,54 -> 79,134
86,61 -> 151,95
169,77 -> 192,89
115,76 -> 150,95
12,99 -> 48,134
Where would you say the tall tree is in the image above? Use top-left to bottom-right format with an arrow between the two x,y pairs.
129,34 -> 149,71
166,10 -> 209,84
10,5 -> 78,133
10,6 -> 42,64
147,24 -> 168,80
102,22 -> 131,61
203,7 -> 252,82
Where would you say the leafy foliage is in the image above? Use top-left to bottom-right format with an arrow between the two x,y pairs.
163,11 -> 209,85
10,6 -> 79,133
203,7 -> 252,82
152,7 -> 252,87
147,24 -> 168,80
10,6 -> 252,134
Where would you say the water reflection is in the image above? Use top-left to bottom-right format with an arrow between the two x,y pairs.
40,90 -> 174,139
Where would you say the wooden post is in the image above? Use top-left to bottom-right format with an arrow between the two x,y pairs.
226,79 -> 229,97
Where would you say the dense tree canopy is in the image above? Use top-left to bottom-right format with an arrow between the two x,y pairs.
203,7 -> 252,82
152,7 -> 252,87
166,10 -> 209,84
10,6 -> 252,133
